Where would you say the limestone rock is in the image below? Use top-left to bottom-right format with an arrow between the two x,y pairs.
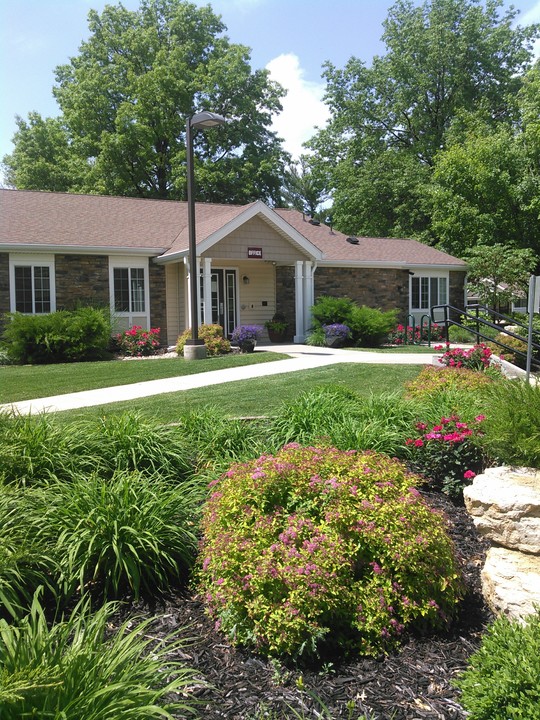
481,546 -> 540,620
463,466 -> 540,555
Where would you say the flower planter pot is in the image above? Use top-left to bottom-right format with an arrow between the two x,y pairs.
325,336 -> 345,348
239,339 -> 256,353
267,329 -> 287,343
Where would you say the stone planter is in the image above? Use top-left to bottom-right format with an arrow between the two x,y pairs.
239,339 -> 256,353
267,329 -> 287,343
325,336 -> 346,348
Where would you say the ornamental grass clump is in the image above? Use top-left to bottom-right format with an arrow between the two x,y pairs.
36,470 -> 203,601
0,595 -> 199,719
198,445 -> 463,659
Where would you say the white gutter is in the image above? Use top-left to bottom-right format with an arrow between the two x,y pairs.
0,244 -> 165,257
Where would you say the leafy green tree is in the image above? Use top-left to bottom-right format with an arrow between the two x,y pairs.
330,151 -> 433,239
3,0 -> 288,203
281,155 -> 329,216
2,113 -> 86,192
431,116 -> 540,256
466,244 -> 538,312
309,0 -> 538,239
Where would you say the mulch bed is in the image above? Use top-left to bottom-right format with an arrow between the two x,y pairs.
125,491 -> 492,719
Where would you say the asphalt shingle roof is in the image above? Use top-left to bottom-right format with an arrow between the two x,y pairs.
0,189 -> 466,268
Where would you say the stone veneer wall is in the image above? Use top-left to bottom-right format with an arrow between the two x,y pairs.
314,267 -> 410,320
55,254 -> 110,310
148,261 -> 167,345
276,266 -> 466,335
275,265 -> 411,335
52,254 -> 168,345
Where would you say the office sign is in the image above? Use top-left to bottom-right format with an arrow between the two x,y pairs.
247,247 -> 263,259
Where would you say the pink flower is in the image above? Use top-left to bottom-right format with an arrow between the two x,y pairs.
464,470 -> 476,479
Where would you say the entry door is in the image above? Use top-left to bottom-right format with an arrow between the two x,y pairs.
211,269 -> 237,337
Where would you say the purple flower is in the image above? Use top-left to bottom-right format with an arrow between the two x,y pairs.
322,323 -> 351,340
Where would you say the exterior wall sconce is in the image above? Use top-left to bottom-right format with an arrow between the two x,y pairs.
243,275 -> 250,285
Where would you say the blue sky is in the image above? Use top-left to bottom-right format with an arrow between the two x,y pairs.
1,0 -> 540,178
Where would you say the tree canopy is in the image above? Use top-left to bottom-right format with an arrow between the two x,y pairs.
309,0 -> 539,244
3,0 -> 289,204
465,244 -> 538,312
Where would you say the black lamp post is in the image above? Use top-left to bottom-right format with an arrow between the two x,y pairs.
184,111 -> 227,360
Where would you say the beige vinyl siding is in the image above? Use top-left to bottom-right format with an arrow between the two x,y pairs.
204,217 -> 309,263
232,261 -> 276,334
165,263 -> 186,345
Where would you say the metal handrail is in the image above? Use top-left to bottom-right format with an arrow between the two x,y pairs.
430,303 -> 540,366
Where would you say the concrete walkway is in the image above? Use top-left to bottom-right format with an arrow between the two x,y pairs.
2,344 -> 436,415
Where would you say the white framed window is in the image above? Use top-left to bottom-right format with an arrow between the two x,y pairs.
109,257 -> 150,330
9,254 -> 56,314
411,274 -> 448,310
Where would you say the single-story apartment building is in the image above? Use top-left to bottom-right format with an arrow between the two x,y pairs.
0,189 -> 467,345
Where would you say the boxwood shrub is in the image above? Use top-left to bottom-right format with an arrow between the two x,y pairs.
198,445 -> 463,659
1,307 -> 112,364
456,610 -> 540,719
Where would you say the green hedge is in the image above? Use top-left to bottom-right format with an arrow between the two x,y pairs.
1,307 -> 113,364
310,296 -> 397,347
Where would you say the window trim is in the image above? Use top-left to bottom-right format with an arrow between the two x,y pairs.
410,272 -> 449,313
9,253 -> 56,314
108,257 -> 150,329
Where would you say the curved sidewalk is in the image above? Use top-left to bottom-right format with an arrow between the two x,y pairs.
2,344 -> 435,415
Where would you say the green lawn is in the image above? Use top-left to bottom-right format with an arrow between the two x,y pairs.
0,352 -> 289,403
348,345 -> 442,354
58,363 -> 423,424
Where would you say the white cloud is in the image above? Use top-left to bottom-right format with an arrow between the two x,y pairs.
266,53 -> 330,160
521,0 -> 540,24
517,1 -> 540,59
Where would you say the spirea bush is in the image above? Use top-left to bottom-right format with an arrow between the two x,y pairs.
455,610 -> 540,720
198,445 -> 463,659
405,366 -> 494,400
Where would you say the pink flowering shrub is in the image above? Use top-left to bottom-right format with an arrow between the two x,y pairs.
115,325 -> 161,356
435,343 -> 493,372
198,445 -> 463,659
388,323 -> 444,345
406,415 -> 486,498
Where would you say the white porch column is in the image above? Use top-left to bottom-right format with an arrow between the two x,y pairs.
203,257 -> 212,325
294,260 -> 305,342
303,261 -> 314,335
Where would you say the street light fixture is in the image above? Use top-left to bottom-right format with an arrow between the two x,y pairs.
184,111 -> 227,360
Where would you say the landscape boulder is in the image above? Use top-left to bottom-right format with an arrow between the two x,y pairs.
463,466 -> 540,554
463,466 -> 540,621
481,546 -> 540,619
